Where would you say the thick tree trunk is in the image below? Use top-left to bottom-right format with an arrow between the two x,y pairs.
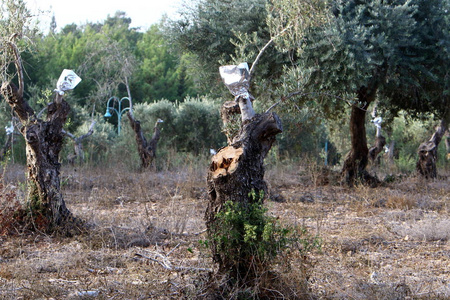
127,112 -> 161,170
206,112 -> 282,275
342,86 -> 379,186
417,118 -> 448,179
1,82 -> 79,234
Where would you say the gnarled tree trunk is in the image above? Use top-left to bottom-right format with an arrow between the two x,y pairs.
206,111 -> 282,275
1,82 -> 79,234
127,112 -> 161,170
342,86 -> 379,186
417,118 -> 448,179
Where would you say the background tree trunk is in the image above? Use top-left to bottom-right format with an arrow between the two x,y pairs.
342,86 -> 379,186
127,112 -> 161,170
205,111 -> 282,274
417,118 -> 448,179
1,82 -> 79,234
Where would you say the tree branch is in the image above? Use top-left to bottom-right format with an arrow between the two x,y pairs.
62,129 -> 76,140
8,34 -> 24,98
1,82 -> 35,122
249,26 -> 291,79
62,120 -> 96,141
265,90 -> 363,114
78,120 -> 96,140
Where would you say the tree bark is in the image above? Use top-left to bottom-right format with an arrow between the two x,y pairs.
1,82 -> 79,234
342,86 -> 379,186
205,112 -> 282,274
127,112 -> 161,170
417,118 -> 448,179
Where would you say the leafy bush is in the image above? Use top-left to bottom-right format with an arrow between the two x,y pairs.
83,97 -> 225,169
174,96 -> 225,154
206,190 -> 321,288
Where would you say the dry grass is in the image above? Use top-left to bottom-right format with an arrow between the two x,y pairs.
0,160 -> 449,299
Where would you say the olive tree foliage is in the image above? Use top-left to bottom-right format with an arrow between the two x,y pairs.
266,0 -> 330,52
379,0 -> 449,119
269,0 -> 439,185
165,0 -> 287,98
378,0 -> 449,178
174,96 -> 225,153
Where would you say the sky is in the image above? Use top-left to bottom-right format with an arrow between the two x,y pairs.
26,0 -> 187,32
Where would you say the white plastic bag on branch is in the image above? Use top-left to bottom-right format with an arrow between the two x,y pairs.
219,62 -> 255,122
55,69 -> 82,96
219,62 -> 250,98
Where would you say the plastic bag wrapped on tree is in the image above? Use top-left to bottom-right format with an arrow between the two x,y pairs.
55,69 -> 82,96
219,62 -> 255,122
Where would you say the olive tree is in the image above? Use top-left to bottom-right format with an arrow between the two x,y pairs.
380,0 -> 449,178
273,0 -> 439,185
0,0 -> 81,234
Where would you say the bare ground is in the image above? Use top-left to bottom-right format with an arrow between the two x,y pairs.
0,162 -> 449,299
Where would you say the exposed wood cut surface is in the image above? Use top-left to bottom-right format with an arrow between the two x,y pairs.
210,146 -> 243,178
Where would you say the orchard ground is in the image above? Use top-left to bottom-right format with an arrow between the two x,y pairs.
0,159 -> 449,299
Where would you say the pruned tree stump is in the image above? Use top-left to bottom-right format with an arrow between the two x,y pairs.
205,112 -> 282,271
1,82 -> 82,235
417,141 -> 438,179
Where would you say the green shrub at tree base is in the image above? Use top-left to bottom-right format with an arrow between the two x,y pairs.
205,190 -> 321,296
